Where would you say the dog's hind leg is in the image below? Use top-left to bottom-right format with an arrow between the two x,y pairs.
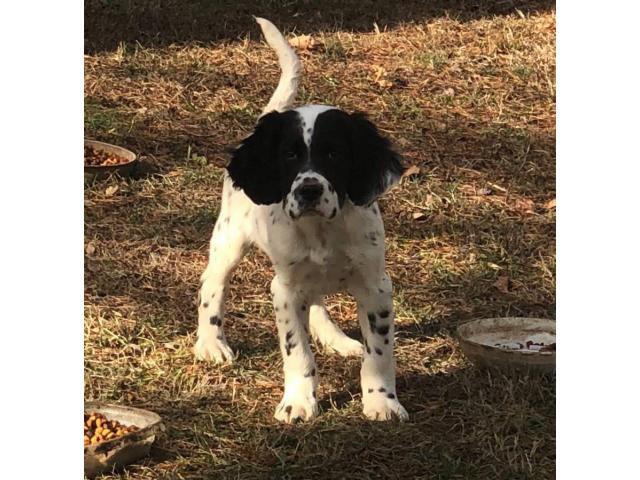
309,298 -> 363,357
194,180 -> 249,364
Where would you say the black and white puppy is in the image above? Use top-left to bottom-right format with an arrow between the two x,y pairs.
194,17 -> 408,422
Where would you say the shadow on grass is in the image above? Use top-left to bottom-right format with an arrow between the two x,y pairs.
129,363 -> 553,479
85,0 -> 555,53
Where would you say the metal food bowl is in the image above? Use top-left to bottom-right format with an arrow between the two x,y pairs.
84,139 -> 137,179
84,402 -> 164,478
457,317 -> 556,373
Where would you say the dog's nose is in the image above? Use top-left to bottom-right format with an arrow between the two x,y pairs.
294,179 -> 324,204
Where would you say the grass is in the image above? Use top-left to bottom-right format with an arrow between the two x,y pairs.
84,1 -> 555,478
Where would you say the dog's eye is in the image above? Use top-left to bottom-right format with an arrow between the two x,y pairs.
285,151 -> 298,161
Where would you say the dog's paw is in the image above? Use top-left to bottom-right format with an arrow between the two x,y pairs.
363,395 -> 408,421
327,336 -> 364,357
193,334 -> 235,364
274,389 -> 318,423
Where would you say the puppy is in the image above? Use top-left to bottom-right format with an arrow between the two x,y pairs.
194,17 -> 408,422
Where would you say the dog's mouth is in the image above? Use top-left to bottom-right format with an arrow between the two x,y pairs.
298,209 -> 321,217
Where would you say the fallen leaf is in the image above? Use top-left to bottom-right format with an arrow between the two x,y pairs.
514,198 -> 535,214
403,165 -> 421,178
493,275 -> 511,294
443,87 -> 455,96
425,194 -> 434,206
371,65 -> 386,82
396,137 -> 410,147
488,182 -> 507,193
412,211 -> 427,221
105,185 -> 119,197
376,79 -> 393,89
85,242 -> 96,255
477,186 -> 492,195
545,199 -> 556,209
289,34 -> 315,50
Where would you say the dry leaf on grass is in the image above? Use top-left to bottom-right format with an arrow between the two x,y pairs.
371,65 -> 393,88
105,185 -> 119,197
289,35 -> 315,50
85,242 -> 96,255
493,275 -> 512,294
514,198 -> 535,214
545,199 -> 556,209
412,212 -> 427,221
403,165 -> 421,178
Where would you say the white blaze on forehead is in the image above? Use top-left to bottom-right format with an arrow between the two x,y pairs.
294,105 -> 337,146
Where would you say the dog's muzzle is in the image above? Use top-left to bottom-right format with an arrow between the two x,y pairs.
293,177 -> 324,209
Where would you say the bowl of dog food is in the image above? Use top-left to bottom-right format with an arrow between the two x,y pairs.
84,139 -> 137,179
457,317 -> 555,373
84,402 -> 164,478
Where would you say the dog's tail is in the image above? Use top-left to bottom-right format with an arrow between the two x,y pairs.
255,17 -> 301,117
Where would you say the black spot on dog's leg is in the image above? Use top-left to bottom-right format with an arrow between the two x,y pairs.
285,330 -> 294,342
285,405 -> 292,416
330,207 -> 337,218
387,393 -> 396,399
377,325 -> 389,336
304,368 -> 316,377
375,347 -> 383,355
378,387 -> 386,393
209,315 -> 222,326
379,310 -> 390,319
285,342 -> 297,356
368,313 -> 376,332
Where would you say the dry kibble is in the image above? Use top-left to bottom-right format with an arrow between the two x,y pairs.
84,411 -> 140,447
84,146 -> 129,167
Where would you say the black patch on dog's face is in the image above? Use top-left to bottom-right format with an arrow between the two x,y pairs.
226,110 -> 306,205
311,109 -> 405,206
226,108 -> 404,206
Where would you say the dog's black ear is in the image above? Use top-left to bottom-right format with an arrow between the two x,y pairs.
226,111 -> 285,205
347,112 -> 405,206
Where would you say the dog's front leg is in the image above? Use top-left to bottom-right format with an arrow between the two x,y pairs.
271,276 -> 318,423
352,274 -> 408,421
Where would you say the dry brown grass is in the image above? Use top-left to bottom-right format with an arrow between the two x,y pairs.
85,1 -> 555,478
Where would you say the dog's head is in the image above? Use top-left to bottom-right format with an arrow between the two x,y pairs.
226,105 -> 405,219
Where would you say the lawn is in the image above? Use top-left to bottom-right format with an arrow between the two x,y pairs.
84,1 -> 555,478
